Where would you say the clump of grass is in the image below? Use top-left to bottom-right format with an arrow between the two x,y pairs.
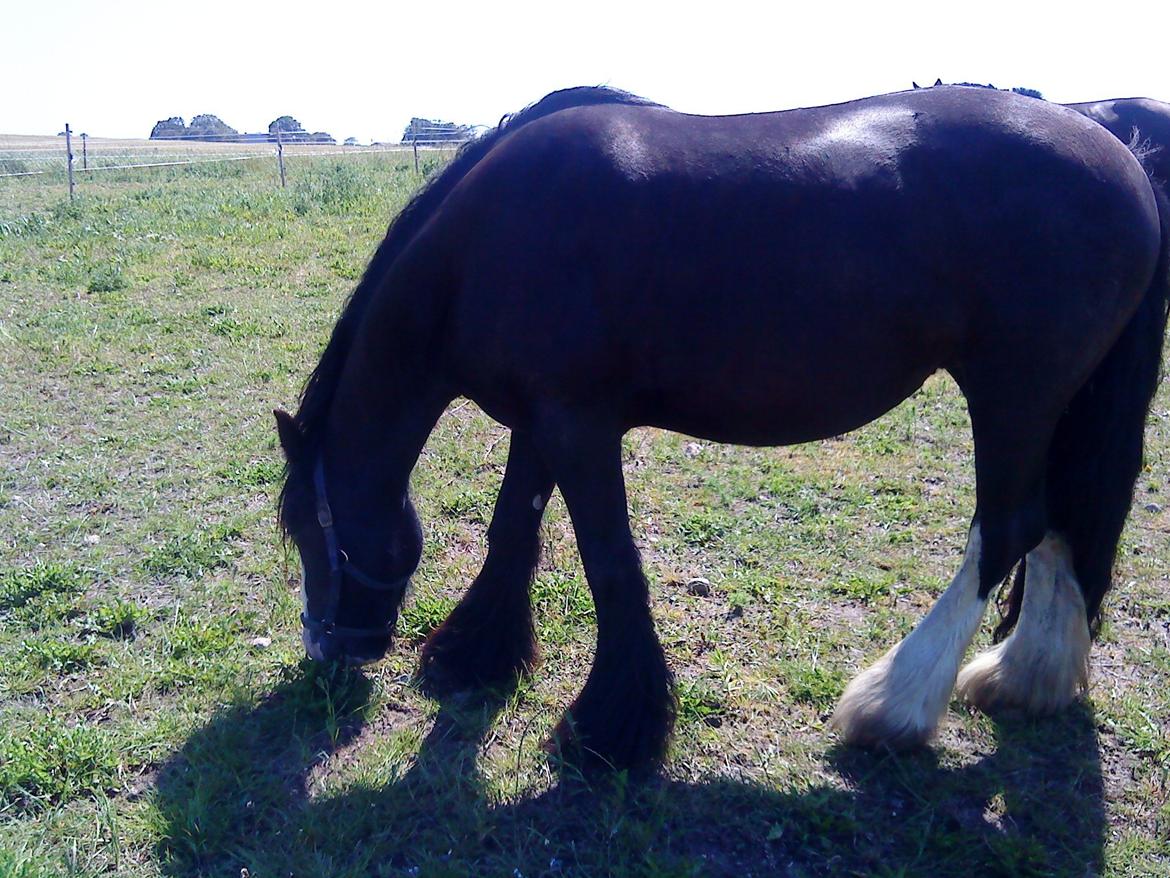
0,212 -> 47,238
0,563 -> 86,629
0,846 -> 55,878
154,615 -> 243,692
21,638 -> 102,673
216,458 -> 283,488
0,719 -> 119,812
830,572 -> 897,604
142,523 -> 241,579
531,569 -> 594,642
0,562 -> 85,611
83,599 -> 143,640
783,662 -> 845,709
677,509 -> 732,547
49,199 -> 83,221
87,264 -> 127,293
436,484 -> 493,524
398,592 -> 455,643
166,616 -> 237,662
676,678 -> 728,728
291,162 -> 369,215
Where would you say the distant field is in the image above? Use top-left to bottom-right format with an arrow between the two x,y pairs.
0,133 -> 429,192
0,133 -> 406,157
0,152 -> 1167,877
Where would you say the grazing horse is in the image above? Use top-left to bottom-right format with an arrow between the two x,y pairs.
1067,98 -> 1170,184
276,84 -> 1169,772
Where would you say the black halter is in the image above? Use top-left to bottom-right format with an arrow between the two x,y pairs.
300,458 -> 412,640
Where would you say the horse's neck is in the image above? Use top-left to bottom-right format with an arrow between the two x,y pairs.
322,375 -> 449,512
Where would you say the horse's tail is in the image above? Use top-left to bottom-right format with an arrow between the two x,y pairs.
292,87 -> 662,438
995,177 -> 1170,640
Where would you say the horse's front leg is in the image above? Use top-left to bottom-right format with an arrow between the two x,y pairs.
534,411 -> 676,774
419,430 -> 554,693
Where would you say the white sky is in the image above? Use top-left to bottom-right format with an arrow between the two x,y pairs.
4,0 -> 1169,142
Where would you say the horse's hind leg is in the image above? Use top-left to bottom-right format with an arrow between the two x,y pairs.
533,410 -> 675,773
419,431 -> 554,693
956,534 -> 1090,712
833,399 -> 1054,749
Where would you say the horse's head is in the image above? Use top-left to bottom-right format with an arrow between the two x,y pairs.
274,409 -> 421,665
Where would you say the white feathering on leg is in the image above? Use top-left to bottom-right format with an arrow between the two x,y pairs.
832,527 -> 987,749
957,533 -> 1090,714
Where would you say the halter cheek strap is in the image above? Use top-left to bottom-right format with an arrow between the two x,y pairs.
301,458 -> 412,640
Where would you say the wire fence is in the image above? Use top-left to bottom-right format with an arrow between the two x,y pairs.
0,123 -> 481,195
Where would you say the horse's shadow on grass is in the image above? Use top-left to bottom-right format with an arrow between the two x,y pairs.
154,665 -> 1106,878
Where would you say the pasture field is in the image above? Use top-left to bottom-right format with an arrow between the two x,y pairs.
0,134 -> 405,181
0,151 -> 1168,878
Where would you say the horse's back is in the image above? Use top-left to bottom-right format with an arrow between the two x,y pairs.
424,87 -> 1162,443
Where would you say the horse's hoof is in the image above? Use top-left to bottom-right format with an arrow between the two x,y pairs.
832,656 -> 940,750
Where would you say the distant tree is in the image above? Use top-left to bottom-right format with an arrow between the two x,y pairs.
187,114 -> 238,141
150,117 -> 187,140
1010,87 -> 1045,100
308,131 -> 336,144
268,115 -> 307,141
344,136 -> 359,146
402,117 -> 474,144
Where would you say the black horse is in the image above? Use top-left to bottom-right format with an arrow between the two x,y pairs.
276,85 -> 1170,772
1067,97 -> 1170,183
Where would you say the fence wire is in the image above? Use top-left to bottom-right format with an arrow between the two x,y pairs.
0,124 -> 479,196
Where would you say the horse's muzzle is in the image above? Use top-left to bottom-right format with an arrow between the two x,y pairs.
302,627 -> 390,666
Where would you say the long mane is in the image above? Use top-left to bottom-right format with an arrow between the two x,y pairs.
279,87 -> 662,525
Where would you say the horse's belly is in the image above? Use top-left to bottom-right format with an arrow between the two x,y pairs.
627,357 -> 937,446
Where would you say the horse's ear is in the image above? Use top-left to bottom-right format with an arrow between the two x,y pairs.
913,81 -> 921,89
274,409 -> 304,462
934,78 -> 943,87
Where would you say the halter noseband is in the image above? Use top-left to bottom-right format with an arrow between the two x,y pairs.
300,458 -> 412,640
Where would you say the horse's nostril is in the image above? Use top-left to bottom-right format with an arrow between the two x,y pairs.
303,628 -> 341,662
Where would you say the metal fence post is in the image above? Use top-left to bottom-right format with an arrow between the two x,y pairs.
276,130 -> 286,188
64,124 -> 75,199
80,133 -> 88,170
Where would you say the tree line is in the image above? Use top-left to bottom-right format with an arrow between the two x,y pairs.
149,114 -> 479,145
148,114 -> 336,144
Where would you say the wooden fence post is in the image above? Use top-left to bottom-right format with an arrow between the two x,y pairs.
64,124 -> 75,199
276,130 -> 286,188
412,118 -> 420,175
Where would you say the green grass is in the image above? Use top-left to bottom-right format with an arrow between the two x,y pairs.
1,151 -> 1169,876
